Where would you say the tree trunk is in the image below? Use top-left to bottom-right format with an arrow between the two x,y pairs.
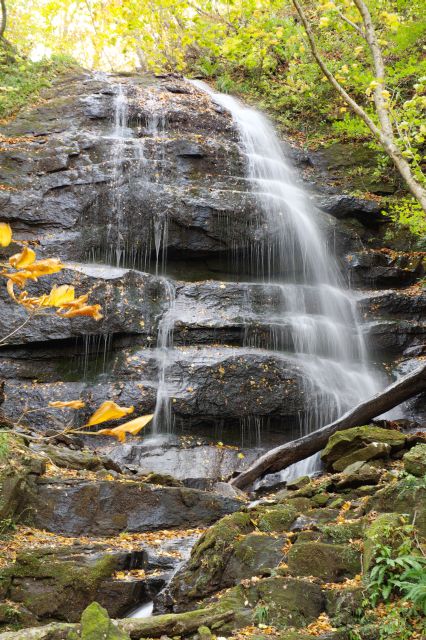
230,363 -> 426,490
0,0 -> 6,39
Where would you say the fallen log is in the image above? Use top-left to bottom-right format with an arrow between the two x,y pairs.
120,607 -> 234,638
0,608 -> 234,640
230,362 -> 426,490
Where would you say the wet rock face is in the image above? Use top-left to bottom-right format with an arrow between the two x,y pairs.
0,73 -> 258,264
32,478 -> 243,535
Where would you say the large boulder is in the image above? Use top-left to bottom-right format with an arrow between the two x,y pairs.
0,545 -> 147,625
287,542 -> 361,582
403,443 -> 426,477
321,425 -> 406,469
31,478 -> 243,535
164,503 -> 298,609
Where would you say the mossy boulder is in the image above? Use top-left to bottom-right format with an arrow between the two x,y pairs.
321,426 -> 406,469
0,545 -> 144,626
403,444 -> 426,477
166,503 -> 300,609
80,602 -> 130,640
325,586 -> 363,626
368,476 -> 426,537
363,513 -> 402,571
0,433 -> 45,521
213,576 -> 325,631
287,542 -> 361,582
166,510 -> 255,606
332,442 -> 391,472
335,462 -> 381,489
251,503 -> 298,532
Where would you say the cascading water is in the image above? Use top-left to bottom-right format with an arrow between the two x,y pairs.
192,81 -> 381,470
152,278 -> 177,434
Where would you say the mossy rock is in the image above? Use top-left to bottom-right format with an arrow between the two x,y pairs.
251,503 -> 298,532
281,497 -> 313,512
321,426 -> 406,469
317,520 -> 365,544
363,512 -> 404,571
368,476 -> 426,537
0,433 -> 45,520
403,444 -> 426,477
286,476 -> 310,490
325,586 -> 363,626
80,602 -> 130,640
0,546 -> 123,623
214,576 -> 324,631
332,442 -> 391,472
167,510 -> 255,605
288,542 -> 361,582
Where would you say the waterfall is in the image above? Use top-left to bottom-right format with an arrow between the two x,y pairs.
191,80 -> 380,439
152,279 -> 177,434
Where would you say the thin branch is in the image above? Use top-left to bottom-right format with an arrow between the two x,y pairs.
0,311 -> 37,346
291,0 -> 380,138
335,7 -> 366,39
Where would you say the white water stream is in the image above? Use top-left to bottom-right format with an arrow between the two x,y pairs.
191,81 -> 381,463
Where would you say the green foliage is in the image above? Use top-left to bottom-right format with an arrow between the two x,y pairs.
368,544 -> 426,605
367,520 -> 426,611
0,54 -> 76,119
0,433 -> 9,460
253,604 -> 270,624
385,196 -> 426,238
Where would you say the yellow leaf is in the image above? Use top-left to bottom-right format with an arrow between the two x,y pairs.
43,285 -> 75,307
86,401 -> 135,426
9,246 -> 36,268
49,399 -> 86,409
0,222 -> 12,247
96,414 -> 154,442
25,258 -> 64,277
237,452 -> 245,459
58,304 -> 103,321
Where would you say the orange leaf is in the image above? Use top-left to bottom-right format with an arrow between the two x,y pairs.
59,293 -> 89,309
9,246 -> 36,269
0,222 -> 12,247
97,414 -> 154,442
85,401 -> 135,427
58,304 -> 103,321
49,400 -> 86,409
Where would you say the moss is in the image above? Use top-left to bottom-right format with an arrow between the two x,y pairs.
363,513 -> 402,571
252,504 -> 298,532
80,602 -> 130,640
318,520 -> 365,544
403,444 -> 426,477
311,493 -> 330,507
369,476 -> 426,537
322,426 -> 406,468
288,542 -> 361,581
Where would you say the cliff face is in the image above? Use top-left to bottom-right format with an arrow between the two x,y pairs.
0,71 -> 425,456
